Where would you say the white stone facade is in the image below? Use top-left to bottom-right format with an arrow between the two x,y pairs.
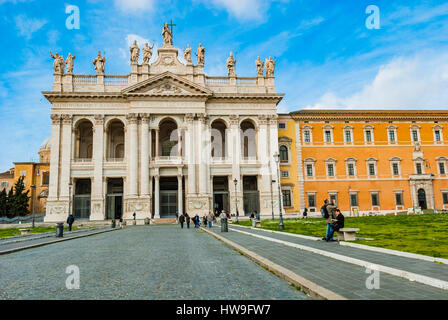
44,36 -> 283,222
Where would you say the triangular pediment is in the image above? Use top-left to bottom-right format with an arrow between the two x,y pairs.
122,72 -> 212,96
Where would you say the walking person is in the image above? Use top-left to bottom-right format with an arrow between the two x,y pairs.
207,211 -> 214,228
303,207 -> 308,219
320,199 -> 330,240
323,200 -> 337,241
202,214 -> 207,227
185,213 -> 191,229
179,213 -> 185,229
66,213 -> 75,231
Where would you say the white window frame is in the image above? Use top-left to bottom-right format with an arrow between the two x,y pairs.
345,157 -> 357,178
281,186 -> 294,208
366,157 -> 378,178
304,158 -> 316,178
278,136 -> 293,166
442,190 -> 448,207
364,125 -> 375,144
389,157 -> 402,177
436,157 -> 447,175
278,122 -> 287,130
328,191 -> 338,206
325,158 -> 337,178
388,125 -> 397,144
349,191 -> 359,209
414,158 -> 425,175
343,125 -> 354,144
281,170 -> 290,178
302,125 -> 313,144
394,190 -> 404,208
433,125 -> 443,143
410,125 -> 421,142
370,191 -> 380,209
41,170 -> 50,186
323,125 -> 334,144
307,192 -> 317,211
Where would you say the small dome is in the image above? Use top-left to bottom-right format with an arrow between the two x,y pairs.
40,138 -> 51,150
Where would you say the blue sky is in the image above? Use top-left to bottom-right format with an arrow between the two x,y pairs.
1,0 -> 448,171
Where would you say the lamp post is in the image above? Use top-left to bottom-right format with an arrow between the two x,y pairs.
271,179 -> 275,220
68,182 -> 73,219
274,152 -> 284,230
233,178 -> 238,222
30,184 -> 36,228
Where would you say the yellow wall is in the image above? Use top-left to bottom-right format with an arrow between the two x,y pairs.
13,163 -> 49,214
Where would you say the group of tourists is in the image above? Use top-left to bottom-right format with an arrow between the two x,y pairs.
320,199 -> 345,242
177,211 -> 217,229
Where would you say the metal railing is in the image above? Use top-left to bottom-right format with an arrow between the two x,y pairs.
0,212 -> 46,224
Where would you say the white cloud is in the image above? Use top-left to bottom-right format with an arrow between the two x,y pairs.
14,14 -> 47,40
305,52 -> 448,110
114,0 -> 155,12
199,0 -> 277,21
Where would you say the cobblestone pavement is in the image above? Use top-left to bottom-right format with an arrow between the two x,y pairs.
229,225 -> 448,281
0,225 -> 309,300
209,225 -> 448,300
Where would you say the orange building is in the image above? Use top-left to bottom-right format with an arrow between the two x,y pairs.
278,110 -> 448,216
0,168 -> 15,193
12,139 -> 51,214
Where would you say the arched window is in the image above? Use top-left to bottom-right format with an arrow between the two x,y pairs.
211,120 -> 227,158
159,119 -> 179,157
279,145 -> 288,162
75,120 -> 93,159
240,120 -> 256,159
107,120 -> 125,160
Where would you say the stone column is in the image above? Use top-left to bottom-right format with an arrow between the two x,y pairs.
198,114 -> 208,195
178,173 -> 183,214
48,114 -> 61,201
258,115 -> 271,216
154,175 -> 160,218
295,121 -> 306,212
127,113 -> 139,197
155,128 -> 159,157
185,114 -> 196,195
91,115 -> 105,220
60,115 -> 73,200
269,115 -> 283,213
229,115 -> 242,214
140,114 -> 150,198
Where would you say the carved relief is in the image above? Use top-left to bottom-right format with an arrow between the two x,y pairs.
153,82 -> 182,94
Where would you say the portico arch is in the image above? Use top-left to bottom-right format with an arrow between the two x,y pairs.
74,119 -> 93,159
106,119 -> 125,160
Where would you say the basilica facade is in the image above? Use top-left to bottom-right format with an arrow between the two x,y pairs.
43,28 -> 283,222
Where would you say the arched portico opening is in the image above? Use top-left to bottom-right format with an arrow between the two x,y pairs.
211,120 -> 227,158
74,120 -> 93,159
418,188 -> 427,210
240,120 -> 256,159
73,178 -> 91,219
106,120 -> 125,160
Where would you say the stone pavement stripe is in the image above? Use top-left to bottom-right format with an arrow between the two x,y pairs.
200,227 -> 345,300
229,224 -> 448,282
229,227 -> 448,291
0,228 -> 118,255
232,224 -> 448,264
338,241 -> 448,265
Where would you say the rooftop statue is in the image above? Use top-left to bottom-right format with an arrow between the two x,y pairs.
93,51 -> 106,75
162,22 -> 173,45
196,44 -> 205,65
142,43 -> 154,64
50,51 -> 65,74
65,53 -> 76,74
226,52 -> 236,77
130,40 -> 140,64
265,56 -> 276,77
183,44 -> 192,65
255,56 -> 264,76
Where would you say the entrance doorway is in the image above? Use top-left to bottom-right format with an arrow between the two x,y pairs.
73,179 -> 91,219
106,178 -> 123,220
160,177 -> 179,217
418,188 -> 427,210
213,176 -> 229,214
243,176 -> 259,216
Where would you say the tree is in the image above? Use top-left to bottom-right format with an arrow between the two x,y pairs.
6,188 -> 13,218
0,189 -> 6,217
8,176 -> 30,217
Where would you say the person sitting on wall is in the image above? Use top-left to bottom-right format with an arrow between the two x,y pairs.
326,209 -> 344,242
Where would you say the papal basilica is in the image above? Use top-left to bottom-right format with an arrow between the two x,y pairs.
43,24 -> 283,222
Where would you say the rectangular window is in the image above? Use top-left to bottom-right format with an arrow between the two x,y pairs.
0,182 -> 8,188
345,131 -> 351,143
389,130 -> 395,143
443,192 -> 448,205
308,194 -> 316,208
281,170 -> 289,178
392,163 -> 400,176
329,194 -> 337,206
325,130 -> 332,143
412,130 -> 419,142
282,190 -> 292,207
395,193 -> 403,206
365,130 -> 372,142
440,162 -> 446,175
304,131 -> 311,143
306,165 -> 313,177
20,171 -> 26,177
327,164 -> 334,177
371,193 -> 379,206
42,172 -> 50,185
435,130 -> 441,142
348,163 -> 355,176
350,193 -> 358,207
369,163 -> 376,176
416,163 -> 423,175
278,123 -> 286,129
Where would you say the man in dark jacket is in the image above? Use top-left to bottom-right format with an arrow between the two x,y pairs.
67,214 -> 75,231
326,209 -> 344,242
179,214 -> 185,229
185,213 -> 191,228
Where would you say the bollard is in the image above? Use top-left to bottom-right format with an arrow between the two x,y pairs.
56,222 -> 64,237
221,217 -> 228,232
